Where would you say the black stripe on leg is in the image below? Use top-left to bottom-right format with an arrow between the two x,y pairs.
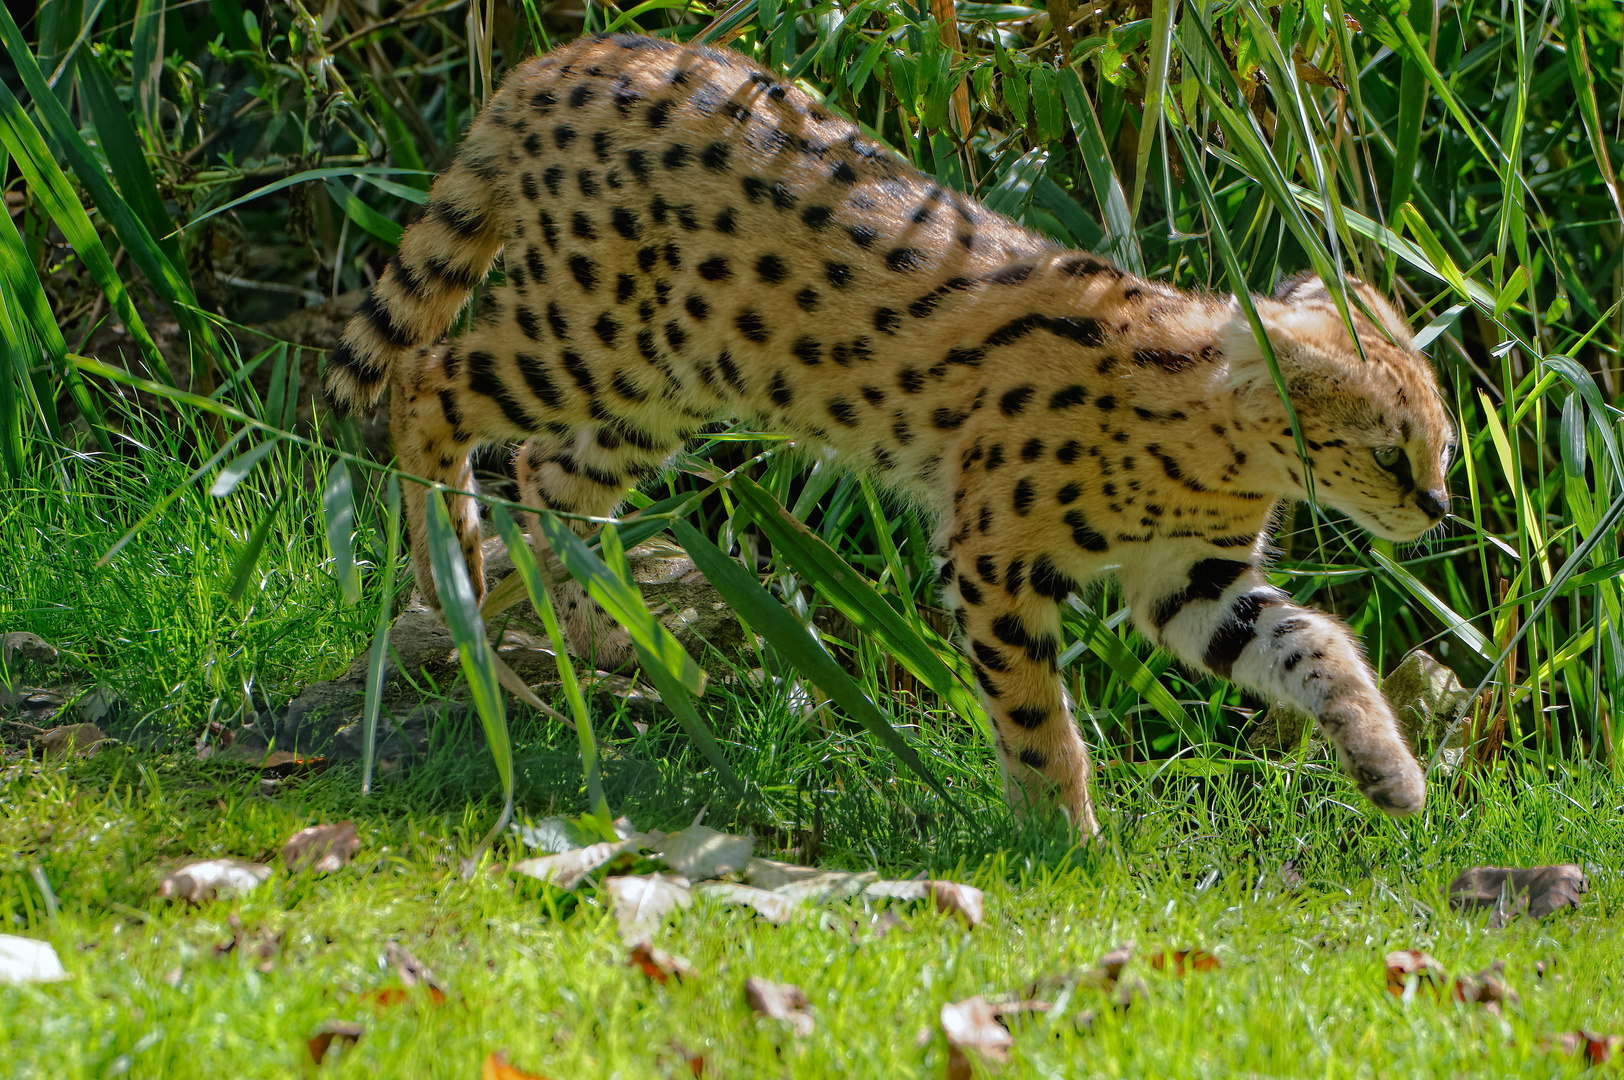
1152,558 -> 1251,630
1202,591 -> 1284,677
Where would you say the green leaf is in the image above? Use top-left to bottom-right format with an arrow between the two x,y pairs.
1030,66 -> 1064,143
361,477 -> 402,795
209,438 -> 282,497
1058,67 -> 1144,272
1367,548 -> 1492,659
1061,599 -> 1203,745
323,460 -> 361,606
488,506 -> 607,819
530,512 -> 707,696
226,491 -> 287,603
75,49 -> 184,269
424,488 -> 515,827
729,476 -> 988,738
323,179 -> 404,246
671,517 -> 966,819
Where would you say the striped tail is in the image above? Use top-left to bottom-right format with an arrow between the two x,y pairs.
324,142 -> 506,415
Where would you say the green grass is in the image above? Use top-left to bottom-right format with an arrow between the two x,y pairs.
2,746 -> 1620,1078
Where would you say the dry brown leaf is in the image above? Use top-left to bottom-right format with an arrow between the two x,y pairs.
929,881 -> 984,928
940,996 -> 1013,1078
36,723 -> 109,758
742,857 -> 827,890
606,874 -> 693,941
307,1020 -> 363,1065
1384,950 -> 1447,998
1447,865 -> 1588,927
483,1051 -> 551,1079
512,837 -> 643,891
1450,960 -> 1519,1014
259,750 -> 328,778
282,821 -> 360,873
1148,947 -> 1220,976
744,977 -> 814,1038
1343,13 -> 1363,32
628,941 -> 694,985
693,881 -> 798,924
657,825 -> 752,881
1542,1029 -> 1624,1066
156,859 -> 271,903
1292,44 -> 1347,91
194,721 -> 233,760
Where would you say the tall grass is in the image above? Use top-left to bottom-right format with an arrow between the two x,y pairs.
2,0 -> 1620,817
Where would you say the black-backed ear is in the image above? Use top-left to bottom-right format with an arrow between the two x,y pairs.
1269,273 -> 1417,351
1272,271 -> 1324,302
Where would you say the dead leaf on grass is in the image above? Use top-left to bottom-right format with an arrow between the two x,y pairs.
838,909 -> 909,942
657,825 -> 752,881
929,881 -> 984,928
307,1020 -> 363,1065
213,913 -> 281,972
693,881 -> 798,924
605,874 -> 693,941
1148,947 -> 1220,976
770,868 -> 878,905
37,723 -> 109,758
1384,950 -> 1448,998
513,837 -> 645,890
744,977 -> 814,1038
283,821 -> 360,873
1542,1029 -> 1624,1066
194,721 -> 233,759
483,1052 -> 551,1079
0,934 -> 67,984
1447,865 -> 1588,927
742,857 -> 826,891
259,750 -> 328,779
1451,960 -> 1519,1014
940,996 -> 1013,1077
157,859 -> 272,903
628,941 -> 694,984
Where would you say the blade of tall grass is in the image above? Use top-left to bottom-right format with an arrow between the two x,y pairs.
671,517 -> 966,818
75,50 -> 183,269
1061,598 -> 1203,745
361,477 -> 402,795
729,475 -> 987,737
1557,0 -> 1623,225
489,506 -> 607,820
1058,67 -> 1144,272
208,439 -> 283,497
424,490 -> 515,840
322,460 -> 361,606
225,490 -> 287,603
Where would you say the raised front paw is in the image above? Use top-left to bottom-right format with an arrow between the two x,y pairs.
1353,755 -> 1426,816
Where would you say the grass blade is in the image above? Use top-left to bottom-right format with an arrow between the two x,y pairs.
671,517 -> 966,819
424,489 -> 515,838
323,460 -> 361,606
226,491 -> 286,603
209,438 -> 282,497
729,475 -> 988,738
1062,598 -> 1203,745
529,512 -> 707,696
487,506 -> 607,819
361,478 -> 402,795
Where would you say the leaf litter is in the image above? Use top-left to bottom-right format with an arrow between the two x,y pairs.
156,859 -> 272,903
1447,864 -> 1588,927
744,977 -> 814,1038
282,821 -> 360,873
0,934 -> 67,984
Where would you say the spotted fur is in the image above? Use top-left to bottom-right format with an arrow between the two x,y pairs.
327,33 -> 1456,831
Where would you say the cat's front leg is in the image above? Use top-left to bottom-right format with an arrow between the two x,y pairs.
1119,547 -> 1426,815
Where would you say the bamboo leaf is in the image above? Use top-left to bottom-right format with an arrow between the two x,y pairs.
209,439 -> 282,498
323,460 -> 361,606
361,477 -> 402,795
226,491 -> 287,603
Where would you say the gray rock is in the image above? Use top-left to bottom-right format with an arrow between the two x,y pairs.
1245,649 -> 1469,760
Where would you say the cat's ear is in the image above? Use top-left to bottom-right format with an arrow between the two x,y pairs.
1270,274 -> 1416,348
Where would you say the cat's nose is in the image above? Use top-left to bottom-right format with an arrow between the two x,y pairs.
1414,489 -> 1447,522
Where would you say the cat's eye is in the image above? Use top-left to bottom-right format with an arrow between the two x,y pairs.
1373,445 -> 1403,468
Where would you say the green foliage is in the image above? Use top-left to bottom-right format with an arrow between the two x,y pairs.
2,0 -> 1622,817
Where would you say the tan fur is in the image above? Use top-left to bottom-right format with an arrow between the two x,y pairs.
326,34 -> 1456,832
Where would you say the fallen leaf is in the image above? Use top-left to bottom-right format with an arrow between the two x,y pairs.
771,869 -> 877,905
1543,1029 -> 1623,1066
628,941 -> 694,984
1451,960 -> 1519,1013
513,837 -> 644,891
743,857 -> 828,890
940,996 -> 1013,1078
307,1020 -> 363,1065
1148,947 -> 1220,976
1343,13 -> 1362,32
36,723 -> 109,758
283,821 -> 360,873
605,874 -> 693,941
156,859 -> 272,903
838,909 -> 909,942
362,984 -> 447,1008
0,934 -> 67,984
483,1052 -> 550,1080
1385,950 -> 1447,998
657,825 -> 752,881
929,881 -> 984,928
259,750 -> 327,778
744,977 -> 814,1037
693,881 -> 798,924
194,721 -> 233,760
1448,865 -> 1588,927
1,631 -> 57,666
